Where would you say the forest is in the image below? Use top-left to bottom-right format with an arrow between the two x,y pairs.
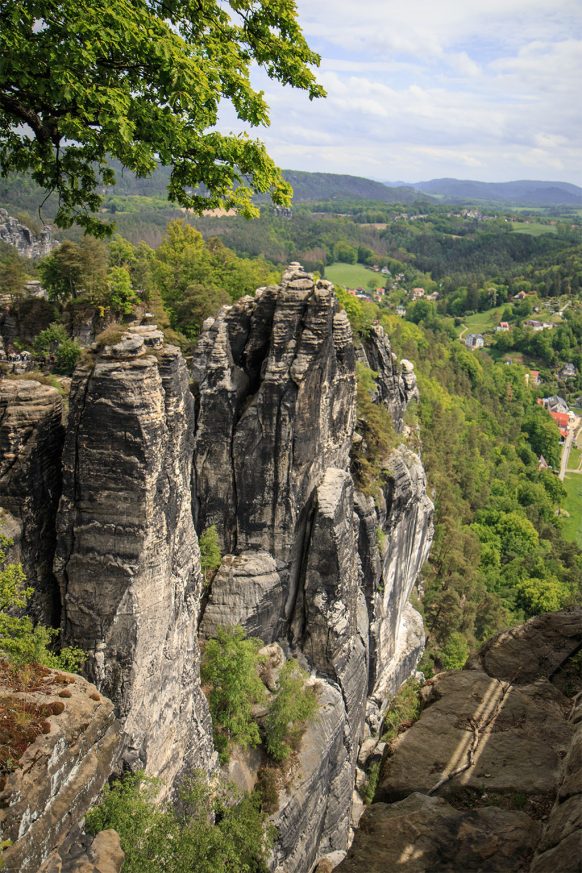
2,203 -> 580,671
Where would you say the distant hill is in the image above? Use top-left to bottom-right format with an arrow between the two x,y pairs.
411,178 -> 582,207
281,170 -> 424,204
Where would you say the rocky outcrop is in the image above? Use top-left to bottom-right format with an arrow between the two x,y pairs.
355,448 -> 433,729
0,264 -> 434,871
192,265 -> 356,568
0,379 -> 64,624
0,298 -> 56,348
200,551 -> 284,641
353,326 -> 432,728
359,325 -> 418,432
338,792 -> 541,873
0,669 -> 122,873
339,608 -> 582,873
55,326 -> 214,788
192,265 -> 432,869
40,830 -> 125,873
0,209 -> 56,259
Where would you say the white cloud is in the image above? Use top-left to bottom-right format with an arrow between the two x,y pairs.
217,1 -> 582,183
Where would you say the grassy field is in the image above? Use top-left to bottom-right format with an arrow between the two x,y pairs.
324,262 -> 380,289
562,475 -> 582,547
459,306 -> 505,335
511,222 -> 557,236
568,445 -> 582,471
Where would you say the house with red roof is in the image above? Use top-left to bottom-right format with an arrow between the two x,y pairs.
548,410 -> 569,440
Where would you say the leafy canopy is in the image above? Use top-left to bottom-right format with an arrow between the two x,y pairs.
264,659 -> 317,763
0,536 -> 84,670
0,0 -> 324,234
86,771 -> 272,873
201,625 -> 266,762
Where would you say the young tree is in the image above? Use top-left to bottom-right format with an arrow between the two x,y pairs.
40,238 -> 109,302
198,525 -> 222,582
201,626 -> 266,762
264,660 -> 317,763
0,0 -> 324,234
0,536 -> 84,669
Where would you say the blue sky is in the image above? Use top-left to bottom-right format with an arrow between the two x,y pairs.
224,0 -> 582,184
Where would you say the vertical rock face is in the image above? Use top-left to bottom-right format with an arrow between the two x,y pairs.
194,266 -> 433,869
355,449 -> 433,728
354,325 -> 433,725
0,669 -> 122,873
360,325 -> 418,432
192,265 -> 356,578
0,379 -> 64,624
55,327 -> 214,787
0,209 -> 56,259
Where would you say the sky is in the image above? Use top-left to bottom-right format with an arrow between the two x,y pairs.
224,0 -> 582,185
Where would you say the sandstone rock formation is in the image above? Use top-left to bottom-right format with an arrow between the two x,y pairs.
0,669 -> 122,873
0,209 -> 56,260
0,379 -> 64,624
55,326 -> 214,787
40,830 -> 125,873
0,265 -> 433,872
339,608 -> 582,873
360,324 -> 418,432
193,265 -> 433,869
355,447 -> 433,730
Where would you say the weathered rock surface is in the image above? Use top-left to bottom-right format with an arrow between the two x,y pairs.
338,793 -> 540,873
0,209 -> 56,259
272,680 -> 354,873
0,297 -> 56,348
360,325 -> 418,432
40,829 -> 125,873
355,448 -> 433,728
377,668 -> 572,801
192,266 -> 356,568
530,682 -> 582,873
0,379 -> 64,623
471,609 -> 582,684
0,670 -> 122,873
341,608 -> 582,873
55,327 -> 214,787
192,267 -> 432,869
199,551 -> 284,641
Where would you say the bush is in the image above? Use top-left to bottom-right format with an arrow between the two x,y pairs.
264,660 -> 318,763
353,363 -> 398,496
201,626 -> 266,762
382,679 -> 421,743
199,525 -> 222,581
362,761 -> 380,805
86,771 -> 273,873
33,323 -> 81,375
0,536 -> 85,672
256,766 -> 279,814
438,631 -> 470,671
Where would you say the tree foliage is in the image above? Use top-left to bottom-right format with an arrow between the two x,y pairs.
199,525 -> 222,581
0,536 -> 84,670
86,771 -> 272,873
0,0 -> 324,233
352,362 -> 398,496
142,220 -> 279,339
201,625 -> 266,762
33,322 -> 81,374
341,299 -> 581,668
264,660 -> 317,763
